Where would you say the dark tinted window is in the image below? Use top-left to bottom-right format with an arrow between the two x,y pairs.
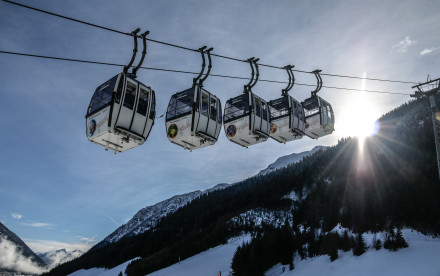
149,92 -> 156,119
123,82 -> 137,110
302,96 -> 321,118
115,77 -> 124,104
262,101 -> 268,120
210,97 -> 217,120
255,98 -> 261,117
224,94 -> 250,122
87,75 -> 118,115
269,97 -> 289,119
137,88 -> 149,116
217,100 -> 222,123
166,88 -> 194,121
201,93 -> 209,116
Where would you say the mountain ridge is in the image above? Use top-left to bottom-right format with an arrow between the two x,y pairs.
0,222 -> 47,273
38,249 -> 84,269
99,183 -> 230,246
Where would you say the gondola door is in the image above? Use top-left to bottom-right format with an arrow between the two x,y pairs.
195,88 -> 209,136
214,99 -> 222,139
252,96 -> 262,132
130,85 -> 152,138
205,96 -> 218,139
114,78 -> 138,133
261,101 -> 269,135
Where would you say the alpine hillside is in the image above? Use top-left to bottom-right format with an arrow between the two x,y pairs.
98,183 -> 230,247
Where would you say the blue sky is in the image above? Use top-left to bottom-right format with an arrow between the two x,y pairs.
0,0 -> 439,253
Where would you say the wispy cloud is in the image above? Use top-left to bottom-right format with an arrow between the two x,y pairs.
11,212 -> 23,220
0,235 -> 46,274
75,236 -> 96,245
392,36 -> 417,53
20,222 -> 53,229
420,47 -> 437,55
25,238 -> 94,254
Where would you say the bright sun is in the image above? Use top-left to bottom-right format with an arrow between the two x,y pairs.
336,74 -> 380,144
337,95 -> 380,144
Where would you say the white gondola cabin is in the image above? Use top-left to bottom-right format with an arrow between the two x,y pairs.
269,96 -> 305,143
268,65 -> 306,143
165,46 -> 222,151
301,70 -> 335,139
86,73 -> 156,153
224,58 -> 270,148
166,84 -> 222,151
224,93 -> 270,148
302,96 -> 334,139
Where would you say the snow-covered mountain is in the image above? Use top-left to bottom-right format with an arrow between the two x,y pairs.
257,146 -> 327,176
100,183 -> 229,245
0,222 -> 47,274
38,249 -> 84,269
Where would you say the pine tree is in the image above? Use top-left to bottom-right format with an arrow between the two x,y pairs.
395,229 -> 409,249
329,245 -> 338,262
289,260 -> 294,271
372,234 -> 382,250
374,238 -> 382,250
341,230 -> 351,251
353,232 -> 366,256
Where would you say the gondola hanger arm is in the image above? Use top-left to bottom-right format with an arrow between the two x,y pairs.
199,47 -> 213,86
244,57 -> 255,93
123,28 -> 141,75
282,64 -> 295,96
249,58 -> 260,90
193,46 -> 207,87
131,30 -> 150,78
311,69 -> 323,96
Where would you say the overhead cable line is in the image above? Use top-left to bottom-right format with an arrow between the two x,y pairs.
0,50 -> 411,96
1,0 -> 418,85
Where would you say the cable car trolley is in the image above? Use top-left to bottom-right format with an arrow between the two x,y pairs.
224,58 -> 270,148
85,29 -> 156,153
302,70 -> 335,139
269,65 -> 306,143
165,46 -> 222,151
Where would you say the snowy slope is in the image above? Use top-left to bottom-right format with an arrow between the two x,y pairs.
101,183 -> 229,245
68,258 -> 137,276
266,229 -> 440,276
257,146 -> 327,176
150,229 -> 439,276
68,235 -> 251,276
147,235 -> 251,276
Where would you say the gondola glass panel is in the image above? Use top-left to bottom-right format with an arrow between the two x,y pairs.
302,96 -> 334,139
269,96 -> 306,143
166,85 -> 222,151
224,93 -> 270,148
85,73 -> 155,153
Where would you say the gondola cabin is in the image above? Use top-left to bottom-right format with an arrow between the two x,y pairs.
224,93 -> 270,148
166,84 -> 222,151
302,95 -> 334,139
85,74 -> 156,153
269,95 -> 306,143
